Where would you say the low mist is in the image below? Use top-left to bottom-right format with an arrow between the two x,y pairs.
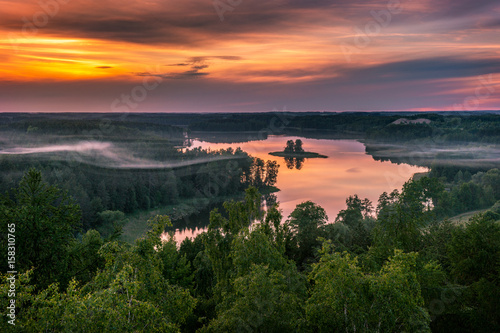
0,141 -> 245,170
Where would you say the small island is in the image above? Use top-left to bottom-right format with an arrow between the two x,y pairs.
269,139 -> 328,159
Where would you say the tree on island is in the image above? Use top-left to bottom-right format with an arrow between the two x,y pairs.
285,140 -> 295,153
284,139 -> 304,153
294,139 -> 304,153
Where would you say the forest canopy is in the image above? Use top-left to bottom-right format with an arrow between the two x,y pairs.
1,168 -> 499,332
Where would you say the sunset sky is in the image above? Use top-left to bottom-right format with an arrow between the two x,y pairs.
1,0 -> 499,112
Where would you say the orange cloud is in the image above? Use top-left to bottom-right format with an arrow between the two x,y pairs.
0,0 -> 499,111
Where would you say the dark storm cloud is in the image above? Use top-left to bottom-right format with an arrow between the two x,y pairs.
478,18 -> 500,29
336,56 -> 500,84
238,56 -> 500,84
427,0 -> 499,18
2,0 -> 498,46
1,0 -> 360,45
44,16 -> 196,45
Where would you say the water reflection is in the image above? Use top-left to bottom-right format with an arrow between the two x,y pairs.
284,156 -> 305,170
169,136 -> 428,243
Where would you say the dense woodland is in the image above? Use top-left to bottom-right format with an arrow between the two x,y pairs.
1,165 -> 499,332
0,113 -> 499,332
0,148 -> 279,237
0,116 -> 280,237
189,112 -> 500,143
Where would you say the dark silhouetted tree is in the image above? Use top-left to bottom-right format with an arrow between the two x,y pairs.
284,140 -> 295,153
294,139 -> 304,153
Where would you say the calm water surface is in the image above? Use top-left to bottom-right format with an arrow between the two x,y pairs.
170,136 -> 427,242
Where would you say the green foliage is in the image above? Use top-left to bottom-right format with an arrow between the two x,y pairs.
446,214 -> 500,331
448,215 -> 500,284
206,264 -> 306,332
373,177 -> 445,254
2,162 -> 500,332
0,270 -> 35,331
67,229 -> 105,285
201,188 -> 308,332
231,227 -> 293,279
23,274 -> 180,333
336,195 -> 373,226
0,142 -> 269,235
420,220 -> 457,271
205,219 -> 306,332
158,235 -> 194,289
306,243 -> 431,332
204,187 -> 264,298
0,213 -> 196,332
286,201 -> 328,267
0,169 -> 81,289
482,168 -> 500,199
96,210 -> 127,239
429,167 -> 499,217
488,200 -> 500,220
331,195 -> 375,253
179,235 -> 215,299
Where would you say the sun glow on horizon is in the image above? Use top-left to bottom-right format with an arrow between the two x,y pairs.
0,0 -> 499,111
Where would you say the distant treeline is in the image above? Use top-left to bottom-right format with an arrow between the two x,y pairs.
0,118 -> 185,140
3,112 -> 500,143
189,112 -> 500,143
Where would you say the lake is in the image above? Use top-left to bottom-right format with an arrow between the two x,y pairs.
169,136 -> 428,242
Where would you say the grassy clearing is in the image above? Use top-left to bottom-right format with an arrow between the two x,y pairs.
120,197 -> 211,243
448,209 -> 490,225
120,186 -> 279,243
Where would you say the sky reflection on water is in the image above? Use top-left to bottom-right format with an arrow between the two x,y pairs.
171,136 -> 428,242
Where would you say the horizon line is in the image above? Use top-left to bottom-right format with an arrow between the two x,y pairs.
1,110 -> 499,114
